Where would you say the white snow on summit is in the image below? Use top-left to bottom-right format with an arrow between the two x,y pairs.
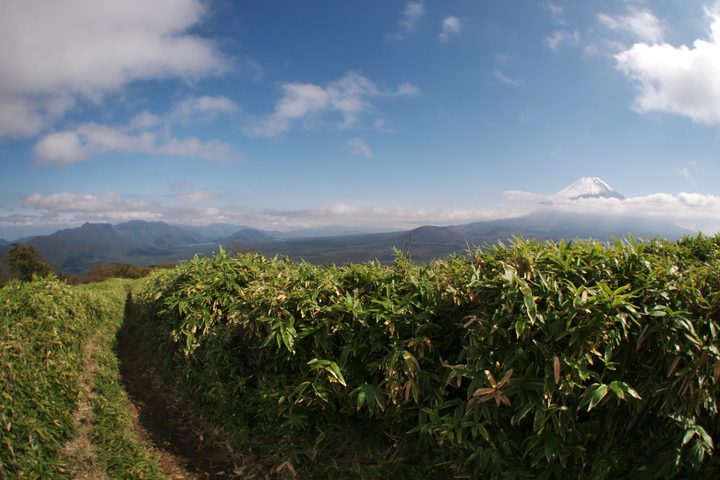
556,177 -> 625,200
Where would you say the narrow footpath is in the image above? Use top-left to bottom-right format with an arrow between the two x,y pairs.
116,293 -> 242,479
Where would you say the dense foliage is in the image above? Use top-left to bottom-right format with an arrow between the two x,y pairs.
80,261 -> 177,284
5,244 -> 53,281
137,235 -> 720,478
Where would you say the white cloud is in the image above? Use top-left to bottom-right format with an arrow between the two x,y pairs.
33,93 -> 242,166
167,95 -> 239,124
11,187 -> 720,235
439,16 -> 463,42
34,121 -> 241,166
250,202 -> 523,231
389,1 -> 425,40
346,138 -> 374,158
33,131 -> 91,165
23,190 -> 157,213
13,189 -> 223,227
544,30 -> 580,52
680,168 -> 691,178
613,6 -> 720,124
503,190 -> 720,233
0,0 -> 229,141
168,191 -> 220,203
494,69 -> 524,87
598,7 -> 664,44
544,2 -> 566,25
248,72 -> 420,137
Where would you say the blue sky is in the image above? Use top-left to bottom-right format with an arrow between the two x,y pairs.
2,0 -> 720,240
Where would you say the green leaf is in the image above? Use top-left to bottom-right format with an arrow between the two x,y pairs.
587,385 -> 609,411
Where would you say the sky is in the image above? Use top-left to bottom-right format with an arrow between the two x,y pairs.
2,0 -> 720,240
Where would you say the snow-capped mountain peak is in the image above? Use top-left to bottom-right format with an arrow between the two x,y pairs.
556,177 -> 625,200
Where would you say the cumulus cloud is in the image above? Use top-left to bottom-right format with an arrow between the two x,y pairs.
34,123 -> 239,166
23,190 -> 157,213
248,71 -> 420,136
0,0 -> 229,141
11,189 -> 225,227
439,16 -> 463,42
544,30 -> 580,52
598,7 -> 664,44
613,5 -> 720,124
346,138 -> 374,158
389,1 -> 425,40
33,94 -> 242,166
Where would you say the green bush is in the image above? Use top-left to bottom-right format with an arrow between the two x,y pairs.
137,236 -> 720,478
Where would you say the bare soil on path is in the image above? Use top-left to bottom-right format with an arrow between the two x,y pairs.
116,294 -> 243,479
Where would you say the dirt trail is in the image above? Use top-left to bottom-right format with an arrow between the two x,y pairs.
116,293 -> 241,479
61,333 -> 110,480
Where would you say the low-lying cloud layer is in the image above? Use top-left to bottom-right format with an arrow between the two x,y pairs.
5,189 -> 719,238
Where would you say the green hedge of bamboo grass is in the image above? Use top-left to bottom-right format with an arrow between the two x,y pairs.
0,276 -> 104,478
137,235 -> 720,479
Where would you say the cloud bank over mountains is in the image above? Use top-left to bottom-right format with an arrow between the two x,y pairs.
6,186 -> 719,238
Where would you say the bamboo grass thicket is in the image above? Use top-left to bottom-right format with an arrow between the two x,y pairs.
136,235 -> 720,478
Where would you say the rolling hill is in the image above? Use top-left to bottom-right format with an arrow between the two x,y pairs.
0,210 -> 697,275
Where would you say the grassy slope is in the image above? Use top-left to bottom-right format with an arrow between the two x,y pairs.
0,276 -> 164,479
77,279 -> 165,479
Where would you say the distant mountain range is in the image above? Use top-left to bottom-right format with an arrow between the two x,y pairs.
0,178 -> 698,274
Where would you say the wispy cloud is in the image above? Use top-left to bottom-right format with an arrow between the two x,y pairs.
543,1 -> 566,25
247,71 -> 420,137
493,69 -> 525,87
166,96 -> 240,125
0,0 -> 230,142
598,7 -> 664,44
389,1 -> 425,40
544,30 -> 580,52
167,191 -> 220,203
345,138 -> 374,158
168,180 -> 188,192
612,5 -> 720,124
439,16 -> 463,42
